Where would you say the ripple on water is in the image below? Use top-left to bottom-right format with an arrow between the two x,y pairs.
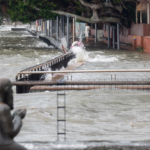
1,25 -> 150,148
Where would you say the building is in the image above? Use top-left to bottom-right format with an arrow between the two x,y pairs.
103,0 -> 150,52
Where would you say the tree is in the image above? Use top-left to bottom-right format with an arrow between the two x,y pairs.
0,0 -> 140,27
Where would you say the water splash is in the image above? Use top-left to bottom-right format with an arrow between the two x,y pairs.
70,40 -> 118,63
71,46 -> 89,62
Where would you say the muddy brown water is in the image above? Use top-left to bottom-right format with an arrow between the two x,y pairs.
1,25 -> 150,150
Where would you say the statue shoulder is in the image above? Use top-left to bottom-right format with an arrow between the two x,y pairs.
0,103 -> 10,113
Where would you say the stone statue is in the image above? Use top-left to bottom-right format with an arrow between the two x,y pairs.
0,79 -> 27,150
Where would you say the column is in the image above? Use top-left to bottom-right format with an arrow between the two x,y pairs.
66,15 -> 70,49
61,16 -> 63,38
49,20 -> 50,36
108,25 -> 110,48
50,20 -> 53,37
112,26 -> 115,49
117,23 -> 120,50
140,2 -> 143,23
63,16 -> 65,37
147,3 -> 150,24
41,19 -> 43,34
44,20 -> 47,35
95,23 -> 97,44
56,16 -> 59,40
73,18 -> 75,42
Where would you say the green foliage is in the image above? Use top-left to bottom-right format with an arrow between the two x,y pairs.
137,45 -> 144,52
7,0 -> 57,23
113,0 -> 121,3
0,0 -> 137,27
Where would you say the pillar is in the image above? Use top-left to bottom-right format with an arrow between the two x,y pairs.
61,16 -> 63,38
56,16 -> 59,40
73,18 -> 75,42
140,2 -> 143,23
66,15 -> 70,49
44,20 -> 47,35
63,16 -> 65,37
50,20 -> 52,37
95,23 -> 97,44
112,26 -> 115,49
147,3 -> 150,24
117,23 -> 120,50
108,25 -> 110,48
48,20 -> 50,36
41,19 -> 43,33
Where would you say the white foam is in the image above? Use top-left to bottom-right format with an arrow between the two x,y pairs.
17,54 -> 21,57
0,25 -> 12,31
35,41 -> 51,48
0,64 -> 9,66
45,68 -> 52,80
71,46 -> 89,62
88,54 -> 118,62
0,25 -> 29,32
71,43 -> 118,63
35,58 -> 40,64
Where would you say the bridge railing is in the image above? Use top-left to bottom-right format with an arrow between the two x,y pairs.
12,79 -> 150,142
16,52 -> 75,93
14,69 -> 150,93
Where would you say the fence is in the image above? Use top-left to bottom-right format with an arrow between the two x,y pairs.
16,52 -> 75,93
12,77 -> 150,142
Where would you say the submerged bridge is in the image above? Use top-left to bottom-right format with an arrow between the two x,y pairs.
15,51 -> 76,93
11,28 -> 64,52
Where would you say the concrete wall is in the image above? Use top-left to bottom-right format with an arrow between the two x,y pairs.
97,30 -> 103,41
129,23 -> 150,36
143,36 -> 150,52
90,29 -> 103,41
102,22 -> 150,52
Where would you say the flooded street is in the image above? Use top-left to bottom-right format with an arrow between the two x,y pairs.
1,25 -> 150,149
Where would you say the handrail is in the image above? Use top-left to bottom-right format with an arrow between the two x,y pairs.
12,80 -> 150,86
16,69 -> 150,76
20,51 -> 73,72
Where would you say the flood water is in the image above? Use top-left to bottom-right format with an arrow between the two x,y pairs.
1,25 -> 150,149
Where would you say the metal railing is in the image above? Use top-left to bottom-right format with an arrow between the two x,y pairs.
16,52 -> 75,93
12,80 -> 150,142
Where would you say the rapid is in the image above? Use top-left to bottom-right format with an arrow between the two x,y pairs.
1,25 -> 150,149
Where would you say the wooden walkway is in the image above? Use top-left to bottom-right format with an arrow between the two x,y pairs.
30,62 -> 84,92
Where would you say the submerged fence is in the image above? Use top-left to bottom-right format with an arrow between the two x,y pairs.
16,52 -> 75,93
15,69 -> 150,93
12,78 -> 150,142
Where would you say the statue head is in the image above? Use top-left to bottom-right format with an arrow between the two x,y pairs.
0,79 -> 13,110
